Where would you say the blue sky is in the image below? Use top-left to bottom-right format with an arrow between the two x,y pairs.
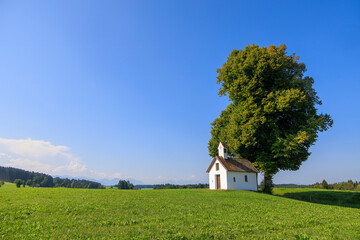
0,1 -> 359,184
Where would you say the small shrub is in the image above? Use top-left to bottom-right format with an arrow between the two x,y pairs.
14,179 -> 24,188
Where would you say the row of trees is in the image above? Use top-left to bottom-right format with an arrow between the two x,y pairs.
14,179 -> 27,188
12,177 -> 103,189
25,176 -> 53,187
0,166 -> 103,189
53,177 -> 103,189
312,180 -> 360,191
154,183 -> 209,189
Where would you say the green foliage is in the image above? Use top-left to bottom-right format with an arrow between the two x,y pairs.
332,180 -> 357,190
312,179 -> 359,191
209,44 -> 333,191
0,188 -> 359,239
14,179 -> 24,188
26,179 -> 34,186
53,177 -> 103,189
40,176 -> 54,188
321,179 -> 329,189
117,180 -> 135,189
0,181 -> 4,187
357,185 -> 360,192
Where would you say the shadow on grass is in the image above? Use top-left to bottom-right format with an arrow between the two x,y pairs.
276,190 -> 360,209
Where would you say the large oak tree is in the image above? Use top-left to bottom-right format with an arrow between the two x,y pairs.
209,44 -> 333,193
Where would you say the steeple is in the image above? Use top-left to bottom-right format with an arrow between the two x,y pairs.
218,142 -> 228,159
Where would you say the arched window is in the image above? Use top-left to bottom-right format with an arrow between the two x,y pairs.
245,175 -> 248,182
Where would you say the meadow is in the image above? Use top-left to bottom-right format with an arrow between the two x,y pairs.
1,183 -> 360,239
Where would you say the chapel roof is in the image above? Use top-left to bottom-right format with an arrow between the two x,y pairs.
206,156 -> 259,173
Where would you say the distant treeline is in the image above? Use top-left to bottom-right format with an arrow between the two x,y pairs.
312,180 -> 360,191
154,183 -> 209,189
0,166 -> 104,189
52,177 -> 103,189
274,184 -> 310,188
272,180 -> 360,191
135,185 -> 155,189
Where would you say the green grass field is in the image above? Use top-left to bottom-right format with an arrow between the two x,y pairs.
1,185 -> 360,239
1,182 -> 17,189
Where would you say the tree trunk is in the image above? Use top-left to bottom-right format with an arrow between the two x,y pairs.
263,173 -> 273,194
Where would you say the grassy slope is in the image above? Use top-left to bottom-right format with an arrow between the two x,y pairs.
1,182 -> 17,189
0,188 -> 359,239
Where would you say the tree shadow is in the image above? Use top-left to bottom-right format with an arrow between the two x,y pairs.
276,190 -> 360,209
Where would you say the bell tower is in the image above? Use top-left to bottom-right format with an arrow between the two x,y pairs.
218,142 -> 228,159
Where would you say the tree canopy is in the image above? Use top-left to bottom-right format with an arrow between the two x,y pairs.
117,180 -> 135,189
208,44 -> 333,192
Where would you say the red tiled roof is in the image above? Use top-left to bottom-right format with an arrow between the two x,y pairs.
206,156 -> 259,173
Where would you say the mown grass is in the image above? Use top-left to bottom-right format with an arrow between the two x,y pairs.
1,187 -> 360,239
274,188 -> 360,209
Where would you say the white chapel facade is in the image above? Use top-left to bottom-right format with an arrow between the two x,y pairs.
206,142 -> 259,191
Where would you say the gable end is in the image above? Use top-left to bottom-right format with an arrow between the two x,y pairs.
206,156 -> 228,173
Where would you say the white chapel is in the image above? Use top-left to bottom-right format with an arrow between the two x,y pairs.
206,142 -> 259,191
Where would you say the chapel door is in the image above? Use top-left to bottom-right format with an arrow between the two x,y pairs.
216,175 -> 221,189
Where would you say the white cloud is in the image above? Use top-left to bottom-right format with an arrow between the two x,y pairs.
0,138 -> 121,180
